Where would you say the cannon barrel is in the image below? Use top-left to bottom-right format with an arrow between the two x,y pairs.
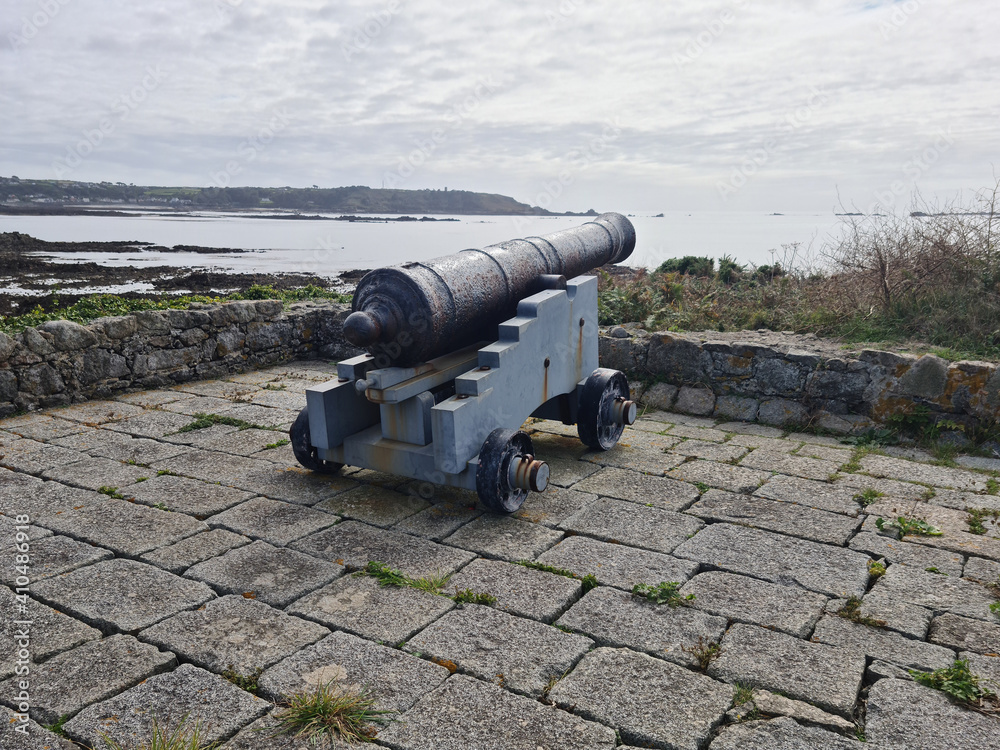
343,212 -> 636,366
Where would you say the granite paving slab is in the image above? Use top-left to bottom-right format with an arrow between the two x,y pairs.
443,514 -> 563,561
53,400 -> 146,425
511,486 -> 596,527
664,424 -> 730,442
0,441 -> 89,476
709,716 -> 859,750
62,663 -> 270,749
669,439 -> 748,463
155,448 -> 264,485
556,586 -> 728,669
123,473 -> 255,517
834,472 -> 933,499
139,595 -> 329,675
754,473 -> 863,515
1,415 -> 89,441
291,519 -> 475,577
52,428 -> 188,464
314,484 -> 430,527
851,587 -> 935,639
537,535 -> 698,592
811,614 -> 955,671
928,612 -> 1000,654
160,422 -> 240,448
406,604 -> 593,697
229,464 -> 359,505
392,499 -> 484,541
686,489 -> 861,545
286,573 -> 454,643
0,533 -> 112,585
667,459 -> 770,493
673,522 -> 872,598
41,455 -> 153,490
208,496 -> 338,545
378,673 -> 616,750
446,557 -> 582,622
202,427 -> 288,456
739,449 -> 840,481
0,705 -> 77,750
257,630 -> 449,709
160,395 -> 239,416
0,634 -> 176,725
859,454 -> 990,492
708,623 -> 865,718
963,555 -> 1000,583
114,388 -> 194,407
185,540 -> 342,607
219,711 -> 359,749
865,678 -> 1000,749
741,689 -> 856,734
715,421 -> 784,437
558,497 -> 704,554
725,433 -> 799,452
545,456 -> 602,486
549,647 -> 733,750
963,652 -> 1000,684
582,442 -> 687,475
35,495 -> 208,557
139,528 -> 251,574
0,587 -> 101,677
868,564 -> 999,622
679,571 -> 828,638
32,559 -> 216,634
571,466 -> 700,511
849,531 -> 965,576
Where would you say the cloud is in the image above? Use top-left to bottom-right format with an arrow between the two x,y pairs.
1,0 -> 998,211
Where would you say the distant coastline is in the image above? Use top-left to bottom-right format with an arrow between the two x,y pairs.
0,176 -> 599,217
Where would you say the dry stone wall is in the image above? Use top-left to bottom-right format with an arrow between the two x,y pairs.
3,299 -> 997,436
601,325 -> 1000,435
0,300 -> 357,417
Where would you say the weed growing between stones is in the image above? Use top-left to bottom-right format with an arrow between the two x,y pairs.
631,581 -> 695,607
867,560 -> 887,579
875,516 -> 942,537
221,665 -> 263,695
909,660 -> 1000,713
837,597 -> 887,628
264,438 -> 290,450
272,682 -> 396,744
452,588 -> 498,605
515,560 -> 598,592
682,636 -> 723,672
853,488 -> 885,507
42,714 -> 69,736
99,715 -> 217,750
967,508 -> 999,535
987,478 -> 1000,495
156,469 -> 177,476
925,567 -> 946,575
176,412 -> 274,433
98,485 -> 124,499
694,481 -> 711,494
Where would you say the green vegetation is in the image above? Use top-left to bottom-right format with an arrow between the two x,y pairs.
42,714 -> 70,736
909,660 -> 999,711
356,561 -> 458,599
98,485 -> 124,499
221,665 -> 263,695
967,508 -> 998,535
156,469 -> 177,476
263,438 -> 290,450
176,412 -> 274,433
272,682 -> 396,744
875,516 -> 942,537
867,560 -> 887,579
631,581 -> 695,607
596,187 -> 1000,361
516,560 -> 598,592
452,588 -> 498,605
853,488 -> 885,507
0,284 -> 351,335
682,636 -> 723,671
837,596 -> 887,628
99,716 -> 218,750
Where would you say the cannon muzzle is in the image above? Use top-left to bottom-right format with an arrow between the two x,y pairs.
345,212 -> 635,365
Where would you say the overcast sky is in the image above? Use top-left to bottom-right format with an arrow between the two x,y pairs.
2,0 -> 998,213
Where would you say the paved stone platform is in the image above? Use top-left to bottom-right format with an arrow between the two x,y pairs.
1,359 -> 999,749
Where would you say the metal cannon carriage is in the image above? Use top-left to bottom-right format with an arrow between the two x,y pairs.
289,212 -> 638,512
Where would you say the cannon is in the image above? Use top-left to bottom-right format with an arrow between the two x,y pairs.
290,213 -> 639,512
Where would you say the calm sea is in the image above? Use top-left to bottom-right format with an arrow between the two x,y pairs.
0,210 -> 845,279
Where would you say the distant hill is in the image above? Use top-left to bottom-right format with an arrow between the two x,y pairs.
0,176 -> 597,216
